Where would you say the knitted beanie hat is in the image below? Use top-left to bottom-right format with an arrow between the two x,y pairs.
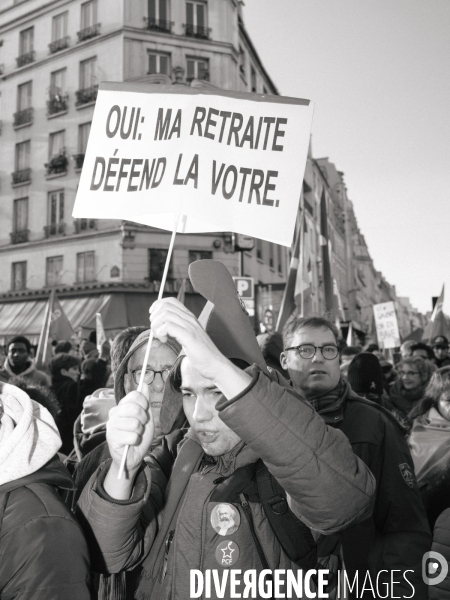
347,352 -> 384,396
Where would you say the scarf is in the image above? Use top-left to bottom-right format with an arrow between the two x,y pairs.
308,378 -> 348,423
0,382 -> 61,485
389,378 -> 426,417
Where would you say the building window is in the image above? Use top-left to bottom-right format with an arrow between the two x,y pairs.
251,66 -> 257,93
13,197 -> 28,232
47,130 -> 67,175
269,243 -> 274,268
12,262 -> 27,291
78,0 -> 100,41
146,0 -> 171,32
77,251 -> 96,282
46,256 -> 63,287
48,68 -> 68,115
189,250 -> 212,264
256,238 -> 263,260
277,245 -> 283,274
149,249 -> 173,282
50,12 -> 69,52
148,52 -> 170,75
13,140 -> 31,185
14,81 -> 33,127
186,57 -> 209,83
45,190 -> 65,237
11,198 -> 29,243
185,1 -> 209,39
77,57 -> 98,105
17,27 -> 34,67
239,45 -> 246,79
75,122 -> 91,169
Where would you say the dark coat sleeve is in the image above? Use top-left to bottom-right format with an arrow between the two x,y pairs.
0,514 -> 92,599
340,403 -> 431,599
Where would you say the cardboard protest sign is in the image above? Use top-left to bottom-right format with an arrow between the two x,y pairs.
373,301 -> 401,349
73,83 -> 314,247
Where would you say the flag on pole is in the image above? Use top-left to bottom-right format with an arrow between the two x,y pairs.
425,285 -> 450,341
276,223 -> 301,333
346,321 -> 353,346
36,290 -> 74,367
319,189 -> 334,316
96,312 -> 107,354
294,214 -> 313,317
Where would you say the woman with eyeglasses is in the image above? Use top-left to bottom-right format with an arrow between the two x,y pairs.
386,356 -> 433,433
408,367 -> 450,532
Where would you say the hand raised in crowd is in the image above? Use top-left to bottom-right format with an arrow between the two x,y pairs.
104,390 -> 154,498
150,298 -> 230,382
150,298 -> 251,399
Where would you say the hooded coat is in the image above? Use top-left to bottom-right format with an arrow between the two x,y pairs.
0,382 -> 92,599
0,358 -> 49,387
77,365 -> 376,600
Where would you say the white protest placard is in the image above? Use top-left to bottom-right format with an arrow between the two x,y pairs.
73,82 -> 314,247
373,301 -> 401,349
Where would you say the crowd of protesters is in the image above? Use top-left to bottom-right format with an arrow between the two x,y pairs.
1,270 -> 450,599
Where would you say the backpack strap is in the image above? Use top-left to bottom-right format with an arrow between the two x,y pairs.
255,460 -> 317,570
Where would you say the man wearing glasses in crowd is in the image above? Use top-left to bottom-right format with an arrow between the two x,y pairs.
280,316 -> 431,599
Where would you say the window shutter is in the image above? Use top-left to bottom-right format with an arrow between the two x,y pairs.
159,0 -> 167,21
186,2 -> 194,25
148,0 -> 156,19
159,55 -> 169,75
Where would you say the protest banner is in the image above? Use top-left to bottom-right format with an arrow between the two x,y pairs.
373,301 -> 401,349
73,82 -> 313,476
73,82 -> 314,247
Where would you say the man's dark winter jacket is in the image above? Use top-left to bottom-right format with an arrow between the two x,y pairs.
52,359 -> 107,455
314,380 -> 431,599
0,456 -> 92,599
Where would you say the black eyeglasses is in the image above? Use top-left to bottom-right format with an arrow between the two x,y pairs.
284,344 -> 339,360
130,368 -> 171,386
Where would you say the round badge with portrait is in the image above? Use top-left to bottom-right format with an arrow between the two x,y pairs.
210,503 -> 240,536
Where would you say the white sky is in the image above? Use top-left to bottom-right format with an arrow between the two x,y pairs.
243,0 -> 450,314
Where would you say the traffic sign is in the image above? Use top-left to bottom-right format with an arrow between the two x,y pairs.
233,276 -> 254,299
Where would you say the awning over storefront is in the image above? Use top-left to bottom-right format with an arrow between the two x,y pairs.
0,292 -> 206,346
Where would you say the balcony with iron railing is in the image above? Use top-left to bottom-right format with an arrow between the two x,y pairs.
47,93 -> 68,116
10,229 -> 29,244
74,218 -> 96,233
13,107 -> 33,128
73,153 -> 85,170
16,51 -> 35,68
184,24 -> 211,40
45,150 -> 68,176
143,17 -> 173,33
12,168 -> 31,186
76,85 -> 98,106
48,36 -> 70,54
44,222 -> 66,238
77,23 -> 101,42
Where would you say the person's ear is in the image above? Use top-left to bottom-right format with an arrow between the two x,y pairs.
280,351 -> 288,371
61,368 -> 69,377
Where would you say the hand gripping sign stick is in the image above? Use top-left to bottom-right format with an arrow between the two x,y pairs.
117,210 -> 185,480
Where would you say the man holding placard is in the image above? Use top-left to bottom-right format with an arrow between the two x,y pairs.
77,261 -> 376,600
